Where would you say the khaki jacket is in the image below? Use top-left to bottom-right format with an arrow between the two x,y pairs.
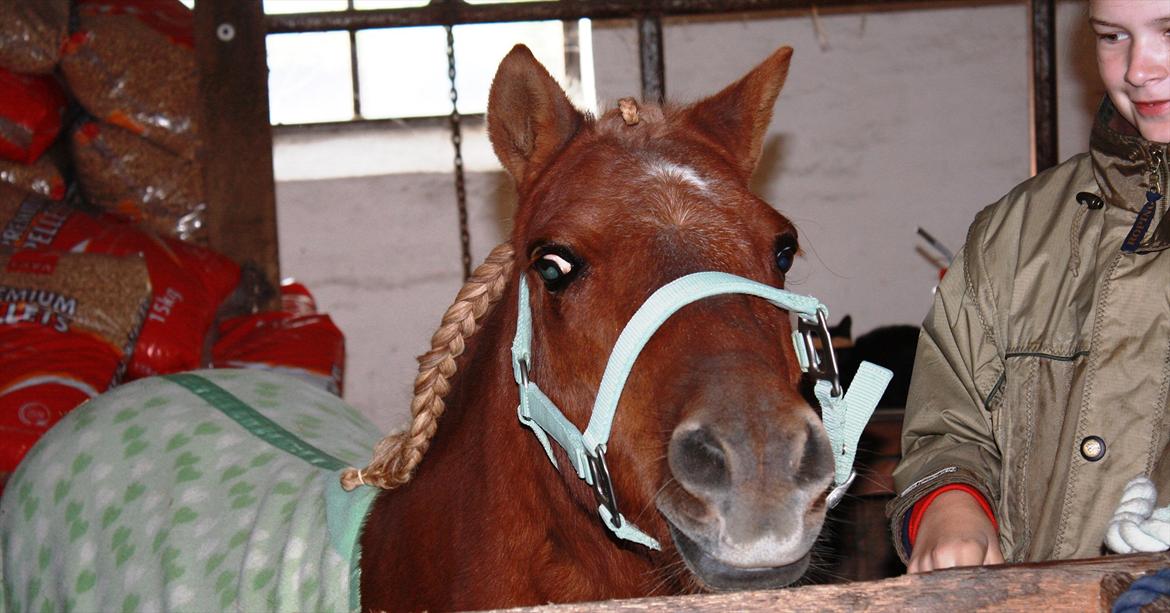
889,100 -> 1170,563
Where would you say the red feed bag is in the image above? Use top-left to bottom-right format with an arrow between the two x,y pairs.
0,68 -> 68,164
70,120 -> 206,242
61,0 -> 199,160
280,281 -> 318,318
0,327 -> 121,475
213,282 -> 346,396
0,250 -> 152,476
0,155 -> 65,201
0,0 -> 70,74
0,188 -> 241,378
165,237 -> 242,310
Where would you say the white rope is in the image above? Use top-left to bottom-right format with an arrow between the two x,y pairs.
1105,476 -> 1170,553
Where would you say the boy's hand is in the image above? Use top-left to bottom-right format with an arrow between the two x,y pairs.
907,489 -> 1005,573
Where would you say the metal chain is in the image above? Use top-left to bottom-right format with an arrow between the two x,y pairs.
445,24 -> 472,281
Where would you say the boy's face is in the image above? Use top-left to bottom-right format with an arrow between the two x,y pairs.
1090,0 -> 1170,144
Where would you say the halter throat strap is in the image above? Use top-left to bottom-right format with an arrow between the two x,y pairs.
511,271 -> 891,549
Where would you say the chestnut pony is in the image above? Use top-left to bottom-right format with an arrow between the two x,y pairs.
356,44 -> 856,610
0,44 -> 888,613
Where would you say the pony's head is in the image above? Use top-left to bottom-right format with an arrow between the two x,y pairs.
488,44 -> 834,591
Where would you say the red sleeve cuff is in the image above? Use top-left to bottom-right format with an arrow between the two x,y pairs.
907,483 -> 997,546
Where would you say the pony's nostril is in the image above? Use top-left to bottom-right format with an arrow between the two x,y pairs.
671,427 -> 731,493
796,421 -> 832,486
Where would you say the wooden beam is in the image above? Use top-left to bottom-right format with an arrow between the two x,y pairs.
637,15 -> 665,104
508,553 -> 1170,611
265,0 -> 1015,33
194,0 -> 280,308
1029,0 -> 1058,173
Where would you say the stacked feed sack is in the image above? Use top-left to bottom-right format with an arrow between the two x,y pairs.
0,0 -> 349,492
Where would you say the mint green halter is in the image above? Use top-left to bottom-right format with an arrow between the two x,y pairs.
511,271 -> 892,550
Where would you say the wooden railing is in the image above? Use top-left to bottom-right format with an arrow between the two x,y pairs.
508,552 -> 1170,611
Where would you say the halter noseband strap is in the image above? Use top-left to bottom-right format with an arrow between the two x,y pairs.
511,271 -> 892,550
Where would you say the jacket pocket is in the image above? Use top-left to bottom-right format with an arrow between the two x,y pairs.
990,351 -> 1086,561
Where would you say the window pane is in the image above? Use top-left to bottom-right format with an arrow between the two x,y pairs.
267,32 -> 355,124
355,26 -> 450,119
450,21 -> 564,114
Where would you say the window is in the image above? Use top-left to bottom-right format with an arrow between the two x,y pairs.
179,1 -> 595,177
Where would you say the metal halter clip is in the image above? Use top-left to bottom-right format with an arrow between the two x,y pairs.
518,359 -> 530,388
826,470 -> 856,509
798,310 -> 842,397
586,446 -> 621,528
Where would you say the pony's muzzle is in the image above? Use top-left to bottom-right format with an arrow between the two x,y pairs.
662,404 -> 834,580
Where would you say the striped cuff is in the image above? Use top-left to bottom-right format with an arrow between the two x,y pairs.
907,483 -> 998,547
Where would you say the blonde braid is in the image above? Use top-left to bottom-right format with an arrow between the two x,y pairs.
341,242 -> 516,491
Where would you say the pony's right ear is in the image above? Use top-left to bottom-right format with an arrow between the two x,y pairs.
487,45 -> 584,189
681,46 -> 792,182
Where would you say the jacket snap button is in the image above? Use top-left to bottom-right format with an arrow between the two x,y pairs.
1080,436 -> 1106,461
1076,192 -> 1104,209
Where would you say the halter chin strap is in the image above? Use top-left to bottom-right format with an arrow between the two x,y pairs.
511,271 -> 892,550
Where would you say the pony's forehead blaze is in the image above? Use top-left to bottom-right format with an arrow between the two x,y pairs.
642,159 -> 712,193
521,113 -> 765,241
527,143 -> 761,240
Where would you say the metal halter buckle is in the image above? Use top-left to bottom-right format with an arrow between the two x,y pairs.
826,470 -> 856,509
586,446 -> 621,528
798,310 -> 842,397
518,358 -> 530,388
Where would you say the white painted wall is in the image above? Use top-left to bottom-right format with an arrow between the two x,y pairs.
276,1 -> 1101,432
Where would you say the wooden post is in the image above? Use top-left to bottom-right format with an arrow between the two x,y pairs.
194,0 -> 280,308
1029,0 -> 1058,174
637,14 -> 665,105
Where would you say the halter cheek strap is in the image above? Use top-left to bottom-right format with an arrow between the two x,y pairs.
511,271 -> 892,550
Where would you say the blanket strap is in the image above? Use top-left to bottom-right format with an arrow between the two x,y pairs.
164,373 -> 347,471
163,373 -> 371,612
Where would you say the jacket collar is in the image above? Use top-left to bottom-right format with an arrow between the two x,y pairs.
1090,97 -> 1170,251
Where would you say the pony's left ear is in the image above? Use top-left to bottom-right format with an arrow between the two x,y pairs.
487,45 -> 585,189
682,46 -> 793,181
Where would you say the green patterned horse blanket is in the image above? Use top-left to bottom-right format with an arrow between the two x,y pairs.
0,369 -> 381,612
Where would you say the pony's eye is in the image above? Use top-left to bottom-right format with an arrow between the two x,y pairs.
532,250 -> 580,291
536,254 -> 572,281
775,234 -> 798,274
